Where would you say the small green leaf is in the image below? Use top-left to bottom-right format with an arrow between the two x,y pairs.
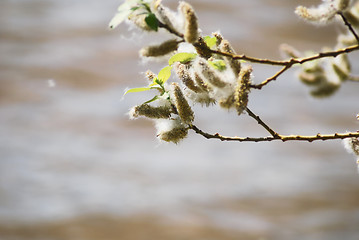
109,1 -> 137,29
157,66 -> 172,83
144,95 -> 159,104
168,52 -> 197,66
203,36 -> 217,49
124,87 -> 152,95
149,79 -> 160,87
145,13 -> 158,31
109,9 -> 132,29
208,60 -> 226,71
130,6 -> 140,11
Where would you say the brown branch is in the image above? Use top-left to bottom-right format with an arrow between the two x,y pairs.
189,125 -> 359,143
158,14 -> 359,91
245,107 -> 280,139
209,49 -> 288,66
251,45 -> 359,89
338,12 -> 359,44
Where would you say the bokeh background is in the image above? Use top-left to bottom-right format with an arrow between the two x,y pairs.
1,0 -> 359,239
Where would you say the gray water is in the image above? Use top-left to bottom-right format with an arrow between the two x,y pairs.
0,0 -> 359,240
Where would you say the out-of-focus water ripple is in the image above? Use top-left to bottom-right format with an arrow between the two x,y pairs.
0,0 -> 358,240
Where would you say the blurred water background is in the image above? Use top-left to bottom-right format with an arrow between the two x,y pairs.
0,0 -> 359,239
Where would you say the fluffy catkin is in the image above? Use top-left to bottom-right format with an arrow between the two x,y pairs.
140,39 -> 180,57
332,54 -> 351,81
234,66 -> 252,115
344,137 -> 359,156
337,0 -> 351,11
310,81 -> 340,98
180,2 -> 199,43
219,40 -> 241,76
156,118 -> 188,144
130,103 -> 172,119
175,63 -> 203,93
197,59 -> 227,88
295,0 -> 350,24
128,10 -> 153,31
151,0 -> 180,35
194,72 -> 210,92
171,82 -> 194,124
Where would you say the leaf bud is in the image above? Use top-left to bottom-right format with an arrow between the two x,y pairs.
145,70 -> 157,82
280,43 -> 301,59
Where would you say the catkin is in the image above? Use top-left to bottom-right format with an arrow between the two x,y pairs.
140,39 -> 180,57
151,0 -> 179,35
175,63 -> 203,93
234,66 -> 252,115
132,104 -> 172,119
310,81 -> 340,98
158,126 -> 188,143
180,2 -> 199,43
172,82 -> 194,124
220,40 -> 241,76
197,59 -> 227,88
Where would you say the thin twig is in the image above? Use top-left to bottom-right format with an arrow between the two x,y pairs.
159,18 -> 359,90
189,125 -> 359,143
251,45 -> 359,89
209,49 -> 288,66
338,12 -> 359,44
245,107 -> 280,138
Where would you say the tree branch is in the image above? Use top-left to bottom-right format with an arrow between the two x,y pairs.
338,12 -> 359,44
245,107 -> 280,139
251,45 -> 359,89
189,124 -> 359,143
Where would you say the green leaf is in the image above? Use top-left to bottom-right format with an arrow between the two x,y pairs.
145,13 -> 158,31
157,66 -> 172,84
144,95 -> 159,104
203,36 -> 217,49
168,52 -> 197,66
109,1 -> 136,29
109,9 -> 132,29
149,79 -> 159,87
208,60 -> 226,71
124,87 -> 152,95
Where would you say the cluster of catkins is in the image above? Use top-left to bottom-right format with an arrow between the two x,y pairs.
128,0 -> 252,143
344,135 -> 359,171
281,0 -> 358,98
